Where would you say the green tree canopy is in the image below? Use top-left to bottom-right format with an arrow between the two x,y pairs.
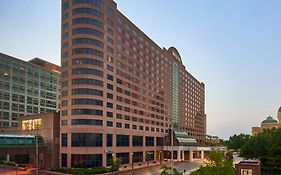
225,133 -> 251,150
240,128 -> 281,160
191,150 -> 235,175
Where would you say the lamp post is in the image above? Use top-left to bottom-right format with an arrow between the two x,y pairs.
32,120 -> 40,175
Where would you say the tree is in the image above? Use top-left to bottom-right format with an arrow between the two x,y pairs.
109,155 -> 122,172
225,134 -> 251,150
191,150 -> 235,175
240,128 -> 281,161
160,165 -> 181,175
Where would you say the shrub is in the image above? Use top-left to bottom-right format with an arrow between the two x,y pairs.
52,167 -> 109,174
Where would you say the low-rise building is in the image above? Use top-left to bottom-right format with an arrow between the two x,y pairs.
252,107 -> 281,135
0,112 -> 60,169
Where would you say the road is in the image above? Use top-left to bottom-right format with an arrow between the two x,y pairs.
0,166 -> 55,175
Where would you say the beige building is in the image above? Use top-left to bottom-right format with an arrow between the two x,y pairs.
252,107 -> 281,135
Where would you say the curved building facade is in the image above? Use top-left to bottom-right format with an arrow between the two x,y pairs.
61,0 -> 205,168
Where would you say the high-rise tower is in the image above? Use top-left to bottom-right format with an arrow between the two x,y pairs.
61,0 -> 205,168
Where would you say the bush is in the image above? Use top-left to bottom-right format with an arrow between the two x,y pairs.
4,161 -> 16,166
52,167 -> 109,174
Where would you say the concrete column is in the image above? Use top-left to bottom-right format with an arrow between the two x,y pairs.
189,150 -> 193,162
102,153 -> 107,167
67,154 -> 71,168
201,151 -> 204,160
177,150 -> 181,161
6,154 -> 10,162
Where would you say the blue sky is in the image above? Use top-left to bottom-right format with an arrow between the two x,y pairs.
1,0 -> 281,139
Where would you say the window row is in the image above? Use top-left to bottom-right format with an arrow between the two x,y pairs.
72,68 -> 103,77
73,8 -> 104,19
73,18 -> 103,29
72,28 -> 103,38
62,133 -> 163,147
72,48 -> 103,58
72,38 -> 103,48
72,0 -> 104,9
72,88 -> 103,96
72,98 -> 103,106
71,109 -> 103,115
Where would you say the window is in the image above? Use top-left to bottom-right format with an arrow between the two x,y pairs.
72,78 -> 103,87
116,122 -> 122,128
107,28 -> 114,35
72,58 -> 103,67
116,135 -> 129,147
62,1 -> 69,10
73,8 -> 104,19
72,18 -> 103,29
72,28 -> 103,38
125,123 -> 130,129
107,111 -> 113,118
107,83 -> 113,90
71,133 -> 102,147
62,90 -> 68,97
146,137 -> 154,146
133,136 -> 143,146
132,125 -> 137,130
117,78 -> 122,84
72,38 -> 103,48
62,81 -> 68,87
107,102 -> 113,108
156,137 -> 163,146
116,114 -> 122,119
107,37 -> 113,44
61,154 -> 67,167
71,154 -> 102,168
107,64 -> 113,72
107,93 -> 113,99
72,48 -> 103,58
116,153 -> 129,164
72,98 -> 103,106
72,68 -> 103,77
106,120 -> 113,127
71,119 -> 103,126
72,88 -> 103,96
72,0 -> 104,9
61,100 -> 68,107
107,7 -> 114,17
72,109 -> 103,116
107,134 -> 112,147
61,133 -> 67,147
107,74 -> 113,81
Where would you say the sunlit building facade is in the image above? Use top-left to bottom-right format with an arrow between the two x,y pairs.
60,0 -> 206,168
252,107 -> 281,135
0,53 -> 60,127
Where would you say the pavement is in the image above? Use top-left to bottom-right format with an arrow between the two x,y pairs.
0,160 -> 203,175
113,160 -> 203,175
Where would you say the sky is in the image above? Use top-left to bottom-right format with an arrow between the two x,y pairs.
1,0 -> 281,139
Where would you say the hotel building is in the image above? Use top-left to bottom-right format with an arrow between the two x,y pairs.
60,0 -> 206,168
0,53 -> 60,127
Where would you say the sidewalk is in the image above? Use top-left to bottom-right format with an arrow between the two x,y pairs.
118,160 -> 170,172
